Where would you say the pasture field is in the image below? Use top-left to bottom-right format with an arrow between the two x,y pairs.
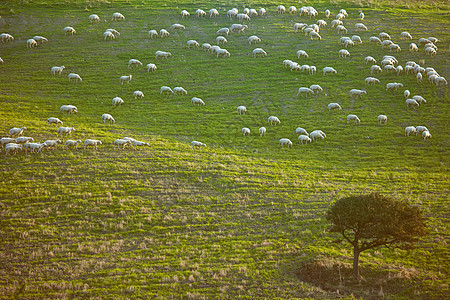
0,0 -> 449,298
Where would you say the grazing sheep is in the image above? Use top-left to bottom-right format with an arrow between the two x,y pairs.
89,14 -> 100,23
230,24 -> 247,33
58,126 -> 75,137
365,77 -> 380,86
202,43 -> 211,51
339,49 -> 350,58
297,87 -> 314,97
328,103 -> 342,111
216,48 -> 231,58
310,84 -> 323,94
294,23 -> 307,32
48,117 -> 63,125
336,25 -> 348,34
174,87 -> 188,95
422,131 -> 432,140
355,23 -> 368,31
259,8 -> 266,16
371,65 -> 382,74
349,89 -> 366,99
195,9 -> 206,17
386,82 -> 403,91
131,140 -> 150,150
33,36 -> 48,44
288,6 -> 297,14
297,50 -> 308,58
317,20 -> 327,27
331,19 -> 343,28
114,139 -> 132,150
191,97 -> 205,106
277,5 -> 286,14
323,67 -> 337,75
102,113 -> 115,124
65,140 -> 82,150
310,130 -> 326,141
106,28 -> 120,38
237,106 -> 247,115
133,91 -> 144,99
381,40 -> 394,48
155,51 -> 171,59
210,46 -> 221,55
51,66 -> 65,76
404,90 -> 411,99
415,126 -> 429,136
227,9 -> 238,18
209,8 -> 219,18
112,97 -> 124,106
237,13 -> 251,22
191,141 -> 206,150
217,27 -> 230,36
249,8 -> 258,17
279,138 -> 293,148
418,38 -> 431,46
389,44 -> 401,52
309,31 -> 322,40
68,73 -> 82,82
379,32 -> 391,40
347,114 -> 361,124
128,59 -> 143,69
171,23 -> 185,30
406,98 -> 420,108
298,135 -> 312,145
160,86 -> 173,95
343,39 -> 354,48
120,75 -> 132,84
309,66 -> 317,74
300,65 -> 310,73
0,57 -> 3,63
242,127 -> 250,136
378,115 -> 387,124
181,10 -> 190,18
1,137 -> 15,148
15,136 -> 34,144
268,116 -> 280,126
435,77 -> 447,86
43,139 -> 62,150
248,35 -> 261,44
187,39 -> 200,48
296,127 -> 308,136
216,36 -> 227,45
83,139 -> 102,150
148,30 -> 158,38
60,105 -> 77,114
253,48 -> 267,57
259,127 -> 266,136
63,26 -> 76,35
405,126 -> 416,136
369,36 -> 382,44
159,29 -> 170,38
325,9 -> 331,18
425,47 -> 436,56
0,33 -> 14,43
112,12 -> 125,21
417,72 -> 423,83
401,31 -> 412,40
409,43 -> 418,51
103,31 -> 115,40
5,143 -> 23,156
146,63 -> 157,72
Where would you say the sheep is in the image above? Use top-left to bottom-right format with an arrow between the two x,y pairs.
422,131 -> 432,140
396,65 -> 404,75
24,142 -> 46,153
174,87 -> 188,95
364,56 -> 376,65
404,90 -> 411,99
310,130 -> 326,141
43,139 -> 61,150
294,23 -> 307,32
0,33 -> 14,43
365,77 -> 380,86
400,31 -> 412,40
237,106 -> 247,115
148,30 -> 158,38
424,43 -> 437,51
160,86 -> 173,95
58,126 -> 75,137
294,128 -> 309,137
84,139 -> 102,150
120,75 -> 132,84
308,24 -> 320,33
227,9 -> 238,18
48,117 -> 63,125
386,82 -> 403,91
26,38 -> 37,48
277,5 -> 286,14
325,9 -> 331,18
379,32 -> 391,40
1,137 -> 15,148
191,141 -> 206,150
352,35 -> 362,45
336,13 -> 345,20
425,47 -> 436,56
381,40 -> 394,48
50,66 -> 65,76
309,31 -> 322,40
317,20 -> 327,27
191,97 -> 205,106
128,59 -> 143,69
279,138 -> 293,148
146,63 -> 157,72
217,27 -> 230,36
216,36 -> 227,45
347,114 -> 361,124
210,46 -> 221,55
15,136 -> 34,144
253,48 -> 267,58
209,8 -> 219,18
102,113 -> 115,124
428,74 -> 439,85
435,77 -> 447,86
65,139 -> 82,150
259,8 -> 266,16
111,97 -> 123,107
247,8 -> 257,17
60,104 -> 77,114
5,143 -> 23,156
114,139 -> 132,150
297,87 -> 313,97
375,114 -> 387,125
133,91 -> 144,99
288,6 -> 297,14
9,126 -> 27,137
389,44 -> 401,52
259,127 -> 266,136
355,23 -> 367,31
63,26 -> 76,35
33,36 -> 48,44
202,43 -> 211,51
405,126 -> 416,136
242,127 -> 250,136
359,12 -> 365,20
112,12 -> 125,21
159,29 -> 170,38
300,65 -> 310,73
309,66 -> 317,74
304,28 -> 314,36
130,140 -> 149,150
371,65 -> 382,74
195,9 -> 206,17
237,13 -> 251,22
287,61 -> 299,71
369,36 -> 382,44
181,10 -> 190,18
298,135 -> 312,145
171,23 -> 185,30
406,98 -> 420,108
323,67 -> 337,75
310,84 -> 323,95
230,24 -> 248,33
418,38 -> 431,46
331,19 -> 343,28
384,65 -> 396,73
328,103 -> 342,111
339,49 -> 350,58
155,51 -> 171,59
336,25 -> 347,34
103,31 -> 115,40
68,73 -> 82,83
343,39 -> 354,48
216,48 -> 231,58
187,40 -> 200,48
268,116 -> 280,126
349,89 -> 366,99
417,72 -> 423,83
104,29 -> 120,38
248,35 -> 261,44
89,14 -> 100,23
415,126 -> 429,136
0,57 -> 3,64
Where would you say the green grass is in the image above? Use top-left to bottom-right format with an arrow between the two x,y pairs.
0,0 -> 449,298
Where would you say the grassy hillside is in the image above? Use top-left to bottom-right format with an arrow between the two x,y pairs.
0,0 -> 448,298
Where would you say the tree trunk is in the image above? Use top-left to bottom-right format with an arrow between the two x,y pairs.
353,247 -> 360,280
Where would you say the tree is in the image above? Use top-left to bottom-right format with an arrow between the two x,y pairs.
326,193 -> 427,280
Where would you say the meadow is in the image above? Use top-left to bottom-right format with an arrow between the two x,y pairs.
0,0 -> 448,298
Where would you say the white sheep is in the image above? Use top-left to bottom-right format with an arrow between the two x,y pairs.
331,19 -> 343,28
146,63 -> 157,72
409,43 -> 418,51
191,97 -> 205,106
328,103 -> 342,111
195,9 -> 206,17
298,135 -> 312,145
237,106 -> 247,115
148,30 -> 158,38
210,46 -> 221,55
89,14 -> 100,23
404,90 -> 411,99
317,20 -> 327,27
249,8 -> 258,17
389,44 -> 401,52
349,89 -> 367,99
347,114 -> 361,124
159,29 -> 170,38
386,82 -> 403,91
381,40 -> 394,48
248,35 -> 261,44
84,139 -> 102,150
297,50 -> 308,58
181,10 -> 190,18
132,140 -> 150,150
336,25 -> 347,34
1,137 -> 16,148
379,32 -> 391,40
417,73 -> 423,83
160,86 -> 173,95
369,36 -> 382,44
309,66 -> 317,74
296,127 -> 308,136
103,31 -> 115,40
33,36 -> 48,44
277,5 -> 286,14
68,73 -> 82,83
63,26 -> 76,35
310,84 -> 323,94
259,8 -> 266,16
288,6 -> 297,14
202,43 -> 211,51
48,117 -> 63,125
216,36 -> 227,45
371,65 -> 382,74
279,138 -> 293,148
324,9 -> 331,18
365,77 -> 380,85
0,33 -> 14,43
106,28 -> 120,37
174,87 -> 188,95
128,59 -> 143,69
378,115 -> 387,124
102,113 -> 115,124
112,97 -> 124,106
405,126 -> 416,136
0,57 -> 3,64
294,23 -> 307,32
300,65 -> 310,73
396,65 -> 403,75
227,9 -> 238,18
120,75 -> 132,84
112,12 -> 125,21
309,31 -> 322,41
268,116 -> 280,126
133,91 -> 144,99
352,35 -> 362,45
406,99 -> 420,108
297,87 -> 313,97
339,49 -> 350,58
5,143 -> 23,156
310,130 -> 326,141
422,131 -> 432,140
230,24 -> 248,33
114,139 -> 132,150
401,31 -> 412,40
259,127 -> 266,136
216,48 -> 231,58
209,8 -> 219,18
43,139 -> 62,150
415,126 -> 429,135
343,39 -> 354,48
191,141 -> 206,150
418,38 -> 431,46
323,67 -> 337,75
171,23 -> 185,30
15,136 -> 34,144
355,23 -> 367,31
58,126 -> 75,136
435,77 -> 447,86
236,13 -> 251,22
65,140 -> 82,150
425,47 -> 436,56
51,66 -> 65,75
155,51 -> 171,59
217,27 -> 230,36
253,48 -> 267,57
242,127 -> 250,136
24,142 -> 46,154
187,40 -> 200,48
60,104 -> 77,114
